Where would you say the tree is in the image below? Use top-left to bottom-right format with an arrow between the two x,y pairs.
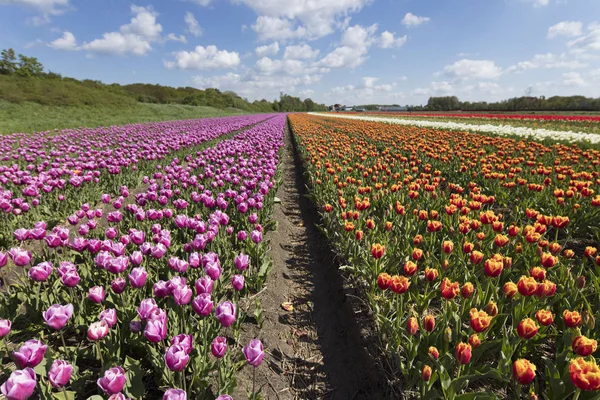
0,48 -> 17,75
16,54 -> 43,77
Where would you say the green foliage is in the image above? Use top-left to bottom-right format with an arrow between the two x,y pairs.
426,95 -> 600,112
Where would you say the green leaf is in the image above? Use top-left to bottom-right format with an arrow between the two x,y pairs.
52,391 -> 77,400
85,396 -> 105,400
455,393 -> 499,400
123,355 -> 145,399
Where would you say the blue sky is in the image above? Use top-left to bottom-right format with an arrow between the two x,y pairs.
1,0 -> 599,105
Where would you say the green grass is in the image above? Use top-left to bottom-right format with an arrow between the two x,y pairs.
0,101 -> 249,134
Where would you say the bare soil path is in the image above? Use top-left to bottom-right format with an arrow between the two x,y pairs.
236,122 -> 389,400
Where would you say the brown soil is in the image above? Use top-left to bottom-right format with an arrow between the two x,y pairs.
235,122 -> 390,399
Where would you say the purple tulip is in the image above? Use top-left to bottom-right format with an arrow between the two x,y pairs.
144,316 -> 167,343
28,262 -> 53,282
129,321 -> 142,333
215,301 -> 236,328
128,267 -> 148,288
173,284 -> 193,306
195,276 -> 213,294
0,251 -> 7,268
250,230 -> 262,244
108,394 -> 130,400
100,309 -> 118,328
88,286 -> 105,303
204,261 -> 221,281
1,368 -> 36,400
216,395 -> 233,400
234,253 -> 249,271
105,227 -> 117,240
192,294 -> 213,317
164,344 -> 189,371
188,252 -> 201,268
60,269 -> 80,288
153,280 -> 171,298
8,248 -> 32,267
232,275 -> 245,291
164,388 -> 187,400
168,257 -> 189,273
211,336 -> 227,358
13,340 -> 47,368
151,243 -> 167,259
13,228 -> 30,241
97,366 -> 126,395
243,339 -> 265,367
111,277 -> 127,294
0,319 -> 11,338
171,334 -> 193,354
137,298 -> 158,320
48,360 -> 73,388
248,213 -> 258,224
43,304 -> 73,330
237,230 -> 247,241
87,320 -> 110,341
130,251 -> 143,266
129,229 -> 145,245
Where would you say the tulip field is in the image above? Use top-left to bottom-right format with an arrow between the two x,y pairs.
0,114 -> 284,400
289,113 -> 600,399
1,109 -> 600,400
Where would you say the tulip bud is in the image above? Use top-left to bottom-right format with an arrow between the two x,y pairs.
422,365 -> 432,381
576,276 -> 586,289
443,327 -> 452,343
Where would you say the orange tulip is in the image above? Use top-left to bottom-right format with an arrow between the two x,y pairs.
407,316 -> 419,335
424,267 -> 438,282
563,310 -> 582,328
470,308 -> 493,333
423,315 -> 435,332
517,276 -> 538,296
461,282 -> 474,298
390,275 -> 410,294
513,359 -> 536,385
422,365 -> 432,381
503,282 -> 518,298
572,336 -> 598,356
535,310 -> 554,326
441,278 -> 460,300
569,357 -> 600,391
469,333 -> 481,349
428,346 -> 439,360
412,248 -> 423,261
484,256 -> 503,277
404,261 -> 418,276
377,273 -> 391,290
442,240 -> 454,254
470,251 -> 484,264
529,267 -> 546,282
455,342 -> 472,364
486,301 -> 498,316
371,243 -> 385,259
517,318 -> 539,339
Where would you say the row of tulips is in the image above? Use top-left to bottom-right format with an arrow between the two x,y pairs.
289,113 -> 600,399
0,114 -> 286,399
0,115 -> 274,249
311,112 -> 600,145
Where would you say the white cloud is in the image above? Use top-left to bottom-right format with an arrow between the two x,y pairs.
80,5 -> 163,56
325,77 -> 401,104
441,59 -> 503,80
165,45 -> 241,69
0,0 -> 70,23
255,42 -> 280,57
48,31 -> 77,51
562,71 -> 585,86
283,44 -> 319,59
591,69 -> 600,80
401,12 -> 430,28
379,31 -> 407,49
532,0 -> 549,6
298,89 -> 315,97
567,22 -> 600,53
187,0 -> 211,6
238,0 -> 370,40
507,52 -> 587,71
316,24 -> 377,69
185,11 -> 202,37
251,16 -> 306,41
165,33 -> 187,43
192,71 -> 322,100
548,21 -> 583,38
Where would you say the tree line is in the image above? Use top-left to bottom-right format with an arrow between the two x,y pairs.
424,95 -> 600,112
0,48 -> 327,113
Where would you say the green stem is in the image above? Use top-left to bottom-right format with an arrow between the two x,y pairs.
96,340 -> 104,367
59,330 -> 69,357
61,386 -> 70,400
572,388 -> 581,400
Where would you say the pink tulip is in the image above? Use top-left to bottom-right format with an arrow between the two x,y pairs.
164,344 -> 189,371
243,339 -> 265,367
234,253 -> 250,271
28,262 -> 53,281
144,316 -> 167,343
42,304 -> 73,330
0,251 -> 8,268
173,284 -> 193,306
170,334 -> 193,354
192,294 -> 213,317
48,360 -> 72,388
128,267 -> 148,288
195,276 -> 213,294
87,320 -> 110,341
153,280 -> 171,298
8,248 -> 32,267
13,340 -> 47,368
108,394 -> 130,400
130,251 -> 143,266
111,277 -> 127,294
1,368 -> 36,400
137,299 -> 158,320
216,395 -> 233,400
211,336 -> 227,358
163,389 -> 187,400
0,319 -> 11,337
97,366 -> 126,395
232,275 -> 245,291
100,309 -> 118,328
88,286 -> 105,303
215,301 -> 236,327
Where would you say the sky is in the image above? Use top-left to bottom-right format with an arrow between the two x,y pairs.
1,0 -> 600,106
